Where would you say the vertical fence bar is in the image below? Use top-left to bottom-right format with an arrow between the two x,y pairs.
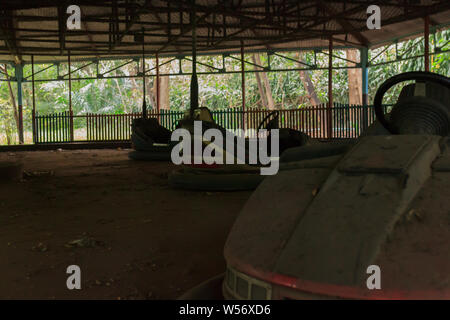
424,15 -> 430,72
110,114 -> 113,140
36,112 -> 39,143
44,112 -> 46,142
302,108 -> 305,135
50,113 -> 52,142
39,112 -> 42,143
333,103 -> 337,138
115,114 -> 119,140
99,114 -> 102,141
52,113 -> 59,142
306,107 -> 310,137
124,114 -> 127,140
58,112 -> 61,142
358,104 -> 362,136
56,112 -> 59,142
345,105 -> 349,138
45,113 -> 47,143
51,112 -> 54,142
119,114 -> 122,140
103,114 -> 106,141
96,114 -> 99,141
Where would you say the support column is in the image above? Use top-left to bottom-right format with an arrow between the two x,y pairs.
142,40 -> 147,119
68,51 -> 74,141
241,41 -> 246,130
31,55 -> 36,143
360,47 -> 370,132
361,48 -> 369,106
189,0 -> 198,119
156,53 -> 160,113
327,37 -> 333,139
15,63 -> 24,144
424,16 -> 430,72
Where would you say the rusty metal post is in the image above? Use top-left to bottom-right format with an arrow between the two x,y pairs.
15,63 -> 24,144
361,47 -> 369,131
327,37 -> 333,139
189,0 -> 198,119
241,41 -> 246,130
68,51 -> 74,141
142,50 -> 147,118
156,53 -> 161,113
31,55 -> 36,143
424,16 -> 430,72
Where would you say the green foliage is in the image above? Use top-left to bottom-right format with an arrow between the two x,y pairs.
368,29 -> 449,104
0,29 -> 449,145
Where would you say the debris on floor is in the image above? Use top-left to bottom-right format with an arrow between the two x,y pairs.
23,170 -> 55,178
31,242 -> 48,252
65,236 -> 105,248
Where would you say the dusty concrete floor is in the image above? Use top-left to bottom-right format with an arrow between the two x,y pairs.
0,149 -> 251,299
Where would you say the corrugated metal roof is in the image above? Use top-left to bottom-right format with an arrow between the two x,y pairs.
0,0 -> 449,63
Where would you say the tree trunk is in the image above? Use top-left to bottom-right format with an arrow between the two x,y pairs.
346,49 -> 362,135
295,53 -> 320,107
145,77 -> 156,111
346,49 -> 362,105
160,64 -> 170,110
252,54 -> 268,109
114,79 -> 128,113
252,54 -> 275,110
2,113 -> 12,145
2,64 -> 20,131
150,62 -> 171,111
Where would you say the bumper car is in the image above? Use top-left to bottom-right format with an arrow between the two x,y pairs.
167,108 -> 312,191
129,117 -> 174,161
181,71 -> 450,300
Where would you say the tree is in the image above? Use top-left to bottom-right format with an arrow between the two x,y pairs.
346,49 -> 362,105
295,52 -> 320,106
153,62 -> 170,110
1,65 -> 20,131
251,54 -> 275,110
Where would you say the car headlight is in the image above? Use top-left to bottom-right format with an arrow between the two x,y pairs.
224,266 -> 272,300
